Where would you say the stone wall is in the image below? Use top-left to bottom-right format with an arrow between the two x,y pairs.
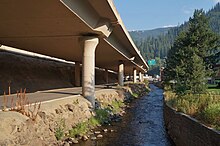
164,103 -> 220,146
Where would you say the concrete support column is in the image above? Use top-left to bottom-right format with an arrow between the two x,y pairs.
133,68 -> 137,83
81,37 -> 99,107
118,61 -> 124,86
74,62 -> 80,87
139,72 -> 142,82
105,69 -> 109,84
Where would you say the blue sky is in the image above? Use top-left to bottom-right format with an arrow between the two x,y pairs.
114,0 -> 220,31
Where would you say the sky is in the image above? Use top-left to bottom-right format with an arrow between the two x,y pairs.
114,0 -> 220,31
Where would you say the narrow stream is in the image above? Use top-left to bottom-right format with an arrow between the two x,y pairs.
76,84 -> 174,146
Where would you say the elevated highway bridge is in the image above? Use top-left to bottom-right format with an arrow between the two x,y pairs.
0,0 -> 148,106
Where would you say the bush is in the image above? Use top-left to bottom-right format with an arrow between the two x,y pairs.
94,108 -> 110,124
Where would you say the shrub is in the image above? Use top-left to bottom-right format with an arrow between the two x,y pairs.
94,108 -> 110,124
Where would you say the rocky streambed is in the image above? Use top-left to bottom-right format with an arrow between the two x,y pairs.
72,84 -> 174,146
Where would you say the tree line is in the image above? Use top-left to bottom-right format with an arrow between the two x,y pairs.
130,3 -> 220,75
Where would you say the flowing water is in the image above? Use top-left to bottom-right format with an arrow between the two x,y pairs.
75,84 -> 174,146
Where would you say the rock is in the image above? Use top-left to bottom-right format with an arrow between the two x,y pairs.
64,141 -> 70,146
94,131 -> 101,134
97,134 -> 103,138
55,108 -> 62,114
38,111 -> 46,120
71,138 -> 79,144
82,135 -> 88,141
103,129 -> 108,132
110,129 -> 114,132
91,136 -> 97,140
65,104 -> 75,112
88,131 -> 93,135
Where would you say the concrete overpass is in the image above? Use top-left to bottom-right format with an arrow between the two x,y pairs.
0,0 -> 148,106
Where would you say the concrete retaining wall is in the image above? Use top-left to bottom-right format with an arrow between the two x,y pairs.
0,51 -> 117,95
164,103 -> 220,146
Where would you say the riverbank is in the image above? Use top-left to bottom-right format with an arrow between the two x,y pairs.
0,82 -> 149,145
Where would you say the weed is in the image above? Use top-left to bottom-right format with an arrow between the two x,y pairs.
202,103 -> 220,130
88,117 -> 100,127
55,118 -> 66,140
165,90 -> 220,130
69,122 -> 88,138
73,99 -> 79,105
111,100 -> 125,114
2,88 -> 41,121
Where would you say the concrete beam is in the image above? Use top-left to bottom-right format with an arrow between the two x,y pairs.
61,0 -> 113,37
81,36 -> 99,107
104,33 -> 133,60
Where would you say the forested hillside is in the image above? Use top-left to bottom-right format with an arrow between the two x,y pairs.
130,3 -> 220,75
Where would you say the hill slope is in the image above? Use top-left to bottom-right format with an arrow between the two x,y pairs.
130,3 -> 220,75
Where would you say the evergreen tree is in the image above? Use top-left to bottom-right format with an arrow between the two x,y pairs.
164,9 -> 219,94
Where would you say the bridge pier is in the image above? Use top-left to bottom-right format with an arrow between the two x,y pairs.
139,72 -> 142,82
133,68 -> 137,83
81,36 -> 99,107
118,61 -> 124,86
74,61 -> 80,87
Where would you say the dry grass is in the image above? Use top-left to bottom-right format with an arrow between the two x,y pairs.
165,89 -> 220,130
2,88 -> 41,121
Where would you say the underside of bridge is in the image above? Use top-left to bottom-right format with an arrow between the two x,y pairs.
0,0 -> 148,106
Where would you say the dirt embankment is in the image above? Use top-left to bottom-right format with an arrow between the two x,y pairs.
0,83 -> 149,146
0,51 -> 117,95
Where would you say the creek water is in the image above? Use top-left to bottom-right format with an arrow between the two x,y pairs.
75,84 -> 175,146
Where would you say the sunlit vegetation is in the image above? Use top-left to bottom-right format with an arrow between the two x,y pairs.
165,89 -> 220,130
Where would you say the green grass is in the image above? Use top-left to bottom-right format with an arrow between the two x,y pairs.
69,122 -> 89,138
55,127 -> 65,140
88,117 -> 100,127
68,108 -> 112,138
207,89 -> 220,95
202,103 -> 220,130
55,119 -> 65,140
111,100 -> 125,114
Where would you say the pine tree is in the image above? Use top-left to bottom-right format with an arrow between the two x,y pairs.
164,9 -> 219,94
189,53 -> 207,93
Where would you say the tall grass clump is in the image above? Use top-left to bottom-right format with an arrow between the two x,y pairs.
165,90 -> 220,130
202,103 -> 220,130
